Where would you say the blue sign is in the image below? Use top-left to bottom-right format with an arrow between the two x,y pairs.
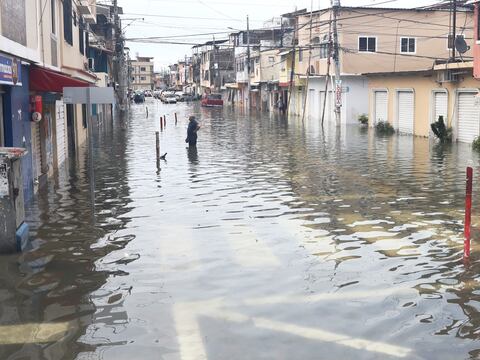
0,53 -> 21,86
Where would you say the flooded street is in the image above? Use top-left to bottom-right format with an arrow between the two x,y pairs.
2,99 -> 480,359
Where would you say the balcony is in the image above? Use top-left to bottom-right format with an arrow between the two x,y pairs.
78,0 -> 96,23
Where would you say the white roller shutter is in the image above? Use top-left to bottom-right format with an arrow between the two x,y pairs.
31,122 -> 42,180
55,100 -> 67,167
308,89 -> 316,118
397,91 -> 414,134
457,92 -> 479,143
374,91 -> 387,124
433,92 -> 448,124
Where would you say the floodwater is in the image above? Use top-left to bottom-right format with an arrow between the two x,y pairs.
2,100 -> 480,359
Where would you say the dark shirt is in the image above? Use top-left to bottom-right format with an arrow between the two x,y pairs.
186,120 -> 199,145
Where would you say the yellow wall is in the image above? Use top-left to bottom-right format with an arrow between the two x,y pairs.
75,104 -> 87,146
368,71 -> 480,137
295,8 -> 473,76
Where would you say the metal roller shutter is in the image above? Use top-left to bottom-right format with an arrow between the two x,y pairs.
308,89 -> 316,118
374,91 -> 387,124
397,91 -> 414,134
55,100 -> 67,167
433,92 -> 448,124
31,122 -> 42,180
457,92 -> 479,143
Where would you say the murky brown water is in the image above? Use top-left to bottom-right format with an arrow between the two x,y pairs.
2,100 -> 480,359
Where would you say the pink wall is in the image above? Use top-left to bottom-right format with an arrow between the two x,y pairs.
474,4 -> 480,78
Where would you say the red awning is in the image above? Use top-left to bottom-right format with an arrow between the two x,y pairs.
30,66 -> 91,93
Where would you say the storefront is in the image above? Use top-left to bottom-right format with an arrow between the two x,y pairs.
0,87 -> 4,147
29,65 -> 90,184
0,51 -> 34,201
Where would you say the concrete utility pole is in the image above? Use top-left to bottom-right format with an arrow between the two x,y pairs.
287,14 -> 297,114
331,0 -> 341,125
185,54 -> 188,91
114,0 -> 127,113
451,0 -> 457,61
246,15 -> 251,109
213,35 -> 218,92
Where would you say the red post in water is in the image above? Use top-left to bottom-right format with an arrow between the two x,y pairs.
160,116 -> 163,131
175,112 -> 178,125
164,115 -> 167,127
464,166 -> 473,259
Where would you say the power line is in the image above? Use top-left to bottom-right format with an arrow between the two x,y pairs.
121,12 -> 263,22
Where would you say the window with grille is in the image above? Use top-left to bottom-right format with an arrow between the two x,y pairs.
358,37 -> 376,52
400,37 -> 415,53
319,43 -> 329,59
63,0 -> 73,45
79,17 -> 84,54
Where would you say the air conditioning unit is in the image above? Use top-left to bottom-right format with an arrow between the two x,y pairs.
437,70 -> 458,83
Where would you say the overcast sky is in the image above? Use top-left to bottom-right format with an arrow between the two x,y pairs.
118,0 -> 442,71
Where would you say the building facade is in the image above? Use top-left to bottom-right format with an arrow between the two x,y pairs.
289,6 -> 473,125
129,56 -> 154,90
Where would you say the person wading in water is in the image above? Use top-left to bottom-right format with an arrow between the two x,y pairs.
186,115 -> 201,147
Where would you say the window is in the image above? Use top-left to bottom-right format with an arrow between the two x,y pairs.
63,0 -> 73,45
298,48 -> 303,62
359,37 -> 376,52
51,0 -> 56,34
268,56 -> 275,63
400,37 -> 415,53
319,43 -> 329,59
140,76 -> 146,81
140,67 -> 146,71
131,77 -> 135,81
79,18 -> 85,55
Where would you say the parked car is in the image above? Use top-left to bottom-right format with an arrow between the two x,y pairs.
201,93 -> 223,107
160,91 -> 172,103
153,90 -> 162,99
164,94 -> 177,104
175,92 -> 187,101
133,91 -> 145,104
144,90 -> 153,97
182,93 -> 196,102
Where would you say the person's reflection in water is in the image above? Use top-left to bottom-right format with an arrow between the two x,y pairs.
187,145 -> 199,164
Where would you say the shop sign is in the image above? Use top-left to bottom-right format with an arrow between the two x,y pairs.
0,53 -> 21,86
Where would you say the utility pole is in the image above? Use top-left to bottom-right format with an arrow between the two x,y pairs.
452,0 -> 457,61
113,0 -> 127,114
213,35 -> 219,92
246,15 -> 251,109
302,0 -> 314,123
331,0 -> 342,126
287,15 -> 297,114
185,54 -> 188,92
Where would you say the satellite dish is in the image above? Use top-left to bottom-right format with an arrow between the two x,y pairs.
455,36 -> 470,54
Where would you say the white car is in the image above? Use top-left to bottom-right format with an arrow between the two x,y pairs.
164,94 -> 177,104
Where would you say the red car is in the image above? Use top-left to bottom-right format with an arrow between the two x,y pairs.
201,93 -> 223,107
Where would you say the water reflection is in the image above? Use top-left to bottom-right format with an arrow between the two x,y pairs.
0,100 -> 479,359
187,146 -> 198,165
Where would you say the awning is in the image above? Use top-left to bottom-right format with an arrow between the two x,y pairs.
278,49 -> 293,57
30,66 -> 91,93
